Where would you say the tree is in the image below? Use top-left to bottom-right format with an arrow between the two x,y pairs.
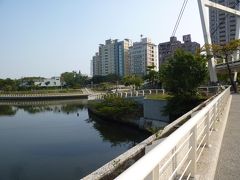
91,74 -> 120,84
60,71 -> 88,88
160,50 -> 208,120
144,65 -> 160,88
122,75 -> 143,89
61,72 -> 75,87
204,39 -> 240,93
160,50 -> 208,96
0,78 -> 18,91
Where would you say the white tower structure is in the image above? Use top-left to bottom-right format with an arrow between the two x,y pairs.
197,0 -> 240,82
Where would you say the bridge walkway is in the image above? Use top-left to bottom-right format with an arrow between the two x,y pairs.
215,94 -> 240,180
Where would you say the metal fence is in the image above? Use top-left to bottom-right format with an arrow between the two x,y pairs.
115,87 -> 230,180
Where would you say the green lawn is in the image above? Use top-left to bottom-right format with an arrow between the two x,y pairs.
145,94 -> 172,100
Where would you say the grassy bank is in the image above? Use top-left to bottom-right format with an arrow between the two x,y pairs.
145,93 -> 172,100
88,96 -> 143,126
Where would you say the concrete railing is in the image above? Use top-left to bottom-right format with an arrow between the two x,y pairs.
115,89 -> 165,98
0,93 -> 84,97
115,87 -> 230,180
0,93 -> 87,100
88,89 -> 165,100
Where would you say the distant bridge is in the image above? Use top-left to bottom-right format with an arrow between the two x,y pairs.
216,60 -> 240,73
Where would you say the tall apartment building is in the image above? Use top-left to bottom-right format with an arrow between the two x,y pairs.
117,39 -> 133,76
129,38 -> 158,76
209,0 -> 240,44
91,39 -> 133,77
91,52 -> 101,76
158,35 -> 200,68
99,39 -> 118,76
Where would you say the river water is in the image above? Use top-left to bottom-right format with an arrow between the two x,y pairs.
0,100 -> 150,180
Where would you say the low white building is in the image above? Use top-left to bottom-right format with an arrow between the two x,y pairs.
34,77 -> 61,87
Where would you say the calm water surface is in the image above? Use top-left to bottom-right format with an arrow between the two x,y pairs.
0,100 -> 150,180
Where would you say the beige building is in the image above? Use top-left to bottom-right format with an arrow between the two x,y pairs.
129,38 -> 158,76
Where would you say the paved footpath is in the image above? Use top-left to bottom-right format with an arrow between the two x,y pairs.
215,94 -> 240,180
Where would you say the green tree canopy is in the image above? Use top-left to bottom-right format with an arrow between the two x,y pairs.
122,75 -> 143,89
160,50 -> 208,121
61,71 -> 88,88
144,65 -> 161,88
0,78 -> 18,91
204,39 -> 240,92
160,50 -> 208,96
91,74 -> 120,84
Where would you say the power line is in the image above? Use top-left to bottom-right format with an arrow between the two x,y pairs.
172,0 -> 189,37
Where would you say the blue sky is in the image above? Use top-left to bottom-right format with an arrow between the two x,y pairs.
0,0 -> 204,78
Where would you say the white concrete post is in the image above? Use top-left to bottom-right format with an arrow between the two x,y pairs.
219,97 -> 223,119
197,0 -> 218,83
189,126 -> 197,177
142,90 -> 145,96
217,100 -> 221,121
205,112 -> 210,147
149,90 -> 152,94
152,164 -> 160,180
156,89 -> 158,94
213,104 -> 217,131
234,16 -> 240,61
172,147 -> 177,178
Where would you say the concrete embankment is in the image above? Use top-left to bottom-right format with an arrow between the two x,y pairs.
0,94 -> 88,100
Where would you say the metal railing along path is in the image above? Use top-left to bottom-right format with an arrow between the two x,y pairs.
88,89 -> 165,100
115,87 -> 230,180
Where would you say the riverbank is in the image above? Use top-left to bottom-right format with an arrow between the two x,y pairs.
0,93 -> 88,100
88,96 -> 143,129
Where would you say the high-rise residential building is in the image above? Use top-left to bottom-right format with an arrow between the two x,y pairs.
209,0 -> 240,44
91,39 -> 133,77
158,35 -> 200,68
117,39 -> 133,77
91,52 -> 101,76
129,38 -> 158,76
99,39 -> 118,76
158,36 -> 182,67
91,38 -> 157,77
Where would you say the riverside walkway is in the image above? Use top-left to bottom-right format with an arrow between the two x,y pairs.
113,87 -> 234,180
215,94 -> 240,180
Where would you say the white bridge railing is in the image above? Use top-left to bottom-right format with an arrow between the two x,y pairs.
115,87 -> 230,180
115,89 -> 165,98
91,89 -> 165,100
